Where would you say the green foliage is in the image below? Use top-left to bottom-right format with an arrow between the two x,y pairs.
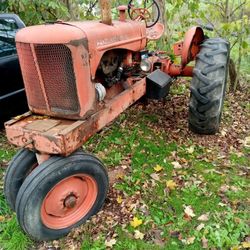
1,0 -> 69,25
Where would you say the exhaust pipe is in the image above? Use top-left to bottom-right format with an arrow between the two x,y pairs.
99,0 -> 112,25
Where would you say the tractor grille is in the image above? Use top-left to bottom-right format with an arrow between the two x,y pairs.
16,43 -> 46,109
16,43 -> 79,115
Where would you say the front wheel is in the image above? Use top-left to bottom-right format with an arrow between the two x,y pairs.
4,148 -> 38,210
15,151 -> 109,241
188,38 -> 230,134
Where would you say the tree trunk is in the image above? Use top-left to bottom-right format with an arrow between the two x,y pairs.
99,0 -> 112,25
229,58 -> 238,92
154,0 -> 166,50
234,2 -> 245,92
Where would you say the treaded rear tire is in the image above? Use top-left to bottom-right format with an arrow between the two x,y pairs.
189,38 -> 230,134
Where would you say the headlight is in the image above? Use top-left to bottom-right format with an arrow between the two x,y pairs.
140,59 -> 152,72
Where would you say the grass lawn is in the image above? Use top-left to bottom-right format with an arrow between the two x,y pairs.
0,81 -> 249,250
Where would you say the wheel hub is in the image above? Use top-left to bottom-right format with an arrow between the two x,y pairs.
41,174 -> 98,229
64,194 -> 77,208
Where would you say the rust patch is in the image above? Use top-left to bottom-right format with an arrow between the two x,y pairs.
69,38 -> 89,50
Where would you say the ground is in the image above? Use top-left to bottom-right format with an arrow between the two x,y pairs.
0,80 -> 249,250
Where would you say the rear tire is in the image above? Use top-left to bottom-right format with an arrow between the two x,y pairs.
15,151 -> 108,241
188,38 -> 230,134
4,148 -> 37,210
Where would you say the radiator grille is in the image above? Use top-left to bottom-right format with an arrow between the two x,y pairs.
35,44 -> 79,113
16,43 -> 79,115
16,43 -> 47,109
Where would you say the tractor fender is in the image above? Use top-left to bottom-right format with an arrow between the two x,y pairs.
181,26 -> 204,67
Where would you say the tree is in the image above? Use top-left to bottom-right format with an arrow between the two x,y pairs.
1,0 -> 69,25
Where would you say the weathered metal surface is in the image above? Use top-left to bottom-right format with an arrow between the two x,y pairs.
173,41 -> 183,56
5,78 -> 146,156
117,5 -> 127,22
15,18 -> 147,120
146,23 -> 164,41
181,26 -> 204,67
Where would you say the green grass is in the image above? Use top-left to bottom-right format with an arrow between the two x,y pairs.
0,192 -> 32,250
0,217 -> 32,250
84,108 -> 250,249
0,136 -> 32,250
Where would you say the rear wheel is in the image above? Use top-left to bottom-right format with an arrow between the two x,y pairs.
15,151 -> 108,241
189,38 -> 230,134
4,148 -> 38,210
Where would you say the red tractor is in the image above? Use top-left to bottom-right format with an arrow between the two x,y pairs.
4,0 -> 229,241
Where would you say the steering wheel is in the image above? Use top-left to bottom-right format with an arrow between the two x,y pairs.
128,0 -> 160,28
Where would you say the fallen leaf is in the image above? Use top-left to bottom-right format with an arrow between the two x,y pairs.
130,217 -> 143,228
230,186 -> 239,192
201,236 -> 208,248
0,215 -> 5,222
221,129 -> 227,137
197,213 -> 209,222
170,231 -> 181,238
220,184 -> 229,192
187,146 -> 195,154
186,236 -> 195,245
231,246 -> 240,250
171,161 -> 182,169
134,230 -> 144,240
184,206 -> 196,217
166,180 -> 177,190
150,173 -> 160,181
242,242 -> 250,248
105,238 -> 116,248
196,223 -> 205,231
116,196 -> 123,204
154,164 -> 163,172
244,136 -> 250,148
218,202 -> 227,207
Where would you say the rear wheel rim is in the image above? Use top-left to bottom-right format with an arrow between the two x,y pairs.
41,174 -> 97,229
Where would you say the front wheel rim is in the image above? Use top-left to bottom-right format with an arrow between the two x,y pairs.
41,174 -> 97,229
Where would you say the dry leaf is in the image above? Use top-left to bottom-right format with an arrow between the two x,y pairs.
221,129 -> 227,137
187,146 -> 195,154
244,136 -> 250,148
202,236 -> 208,248
130,217 -> 143,228
150,173 -> 160,181
154,164 -> 163,172
197,213 -> 209,222
171,161 -> 182,169
134,230 -> 145,240
220,184 -> 229,192
186,236 -> 195,245
218,202 -> 227,207
116,196 -> 123,204
242,242 -> 250,248
166,180 -> 177,190
230,186 -> 239,192
105,238 -> 116,248
184,206 -> 196,217
231,246 -> 240,250
196,223 -> 205,231
0,215 -> 5,222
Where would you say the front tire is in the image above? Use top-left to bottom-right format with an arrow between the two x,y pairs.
15,151 -> 109,241
188,38 -> 230,134
4,148 -> 38,210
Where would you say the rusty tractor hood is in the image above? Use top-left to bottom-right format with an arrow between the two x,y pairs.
16,20 -> 147,77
